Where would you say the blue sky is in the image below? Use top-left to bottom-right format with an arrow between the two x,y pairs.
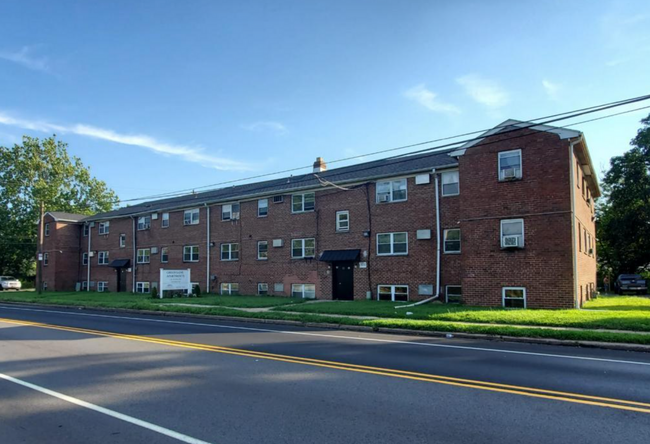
0,0 -> 649,203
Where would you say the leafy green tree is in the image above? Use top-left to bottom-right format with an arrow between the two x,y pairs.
597,114 -> 650,277
0,135 -> 117,278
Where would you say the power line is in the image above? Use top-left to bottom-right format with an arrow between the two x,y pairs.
116,93 -> 650,205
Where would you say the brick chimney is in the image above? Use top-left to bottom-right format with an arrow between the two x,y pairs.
313,157 -> 327,173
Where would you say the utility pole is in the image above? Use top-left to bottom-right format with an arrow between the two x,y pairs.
37,201 -> 44,295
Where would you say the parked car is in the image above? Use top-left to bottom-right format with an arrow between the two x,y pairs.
0,276 -> 22,291
615,274 -> 648,295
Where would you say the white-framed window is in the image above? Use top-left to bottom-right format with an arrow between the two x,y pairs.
498,149 -> 522,181
136,282 -> 150,294
377,285 -> 408,302
501,219 -> 524,248
292,193 -> 315,213
446,285 -> 462,303
137,248 -> 150,264
82,252 -> 88,265
83,224 -> 89,236
44,223 -> 50,236
292,284 -> 316,299
161,212 -> 169,228
443,229 -> 461,253
221,283 -> 239,295
184,208 -> 200,225
257,241 -> 268,260
258,283 -> 269,295
137,216 -> 151,230
98,221 -> 109,235
273,195 -> 284,204
441,171 -> 459,196
43,253 -> 49,266
119,233 -> 126,248
98,251 -> 109,265
336,210 -> 349,232
161,247 -> 169,263
220,243 -> 239,261
258,199 -> 268,217
503,287 -> 526,308
376,178 -> 407,203
183,245 -> 199,262
82,281 -> 88,290
97,282 -> 108,292
377,232 -> 408,256
222,204 -> 240,221
291,238 -> 315,258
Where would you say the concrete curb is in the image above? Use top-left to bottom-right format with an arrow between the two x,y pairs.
2,300 -> 650,353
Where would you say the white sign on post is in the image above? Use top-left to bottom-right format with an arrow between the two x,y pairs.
159,269 -> 192,299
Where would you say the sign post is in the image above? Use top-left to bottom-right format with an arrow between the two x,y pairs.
159,268 -> 192,299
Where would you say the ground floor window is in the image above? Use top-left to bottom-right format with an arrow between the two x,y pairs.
502,287 -> 526,308
377,285 -> 408,302
258,283 -> 268,295
221,283 -> 239,295
81,281 -> 88,290
97,282 -> 109,292
445,285 -> 462,303
136,282 -> 150,293
292,284 -> 316,299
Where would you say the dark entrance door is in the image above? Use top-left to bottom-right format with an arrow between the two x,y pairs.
333,261 -> 354,300
116,268 -> 127,292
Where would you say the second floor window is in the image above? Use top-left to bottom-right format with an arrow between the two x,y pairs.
161,212 -> 169,228
222,204 -> 240,221
98,221 -> 109,235
377,232 -> 408,256
83,224 -> 89,236
119,234 -> 126,248
258,241 -> 268,260
184,209 -> 199,225
376,178 -> 407,203
43,252 -> 49,266
161,247 -> 169,263
292,193 -> 315,213
137,248 -> 150,264
82,252 -> 88,265
443,229 -> 461,253
220,243 -> 239,261
138,216 -> 151,230
44,223 -> 50,236
291,238 -> 315,258
441,171 -> 459,196
258,199 -> 268,217
98,251 -> 109,265
498,150 -> 522,181
501,219 -> 524,248
336,211 -> 349,232
183,245 -> 199,262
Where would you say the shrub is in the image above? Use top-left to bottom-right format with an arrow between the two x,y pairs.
151,287 -> 158,299
194,285 -> 201,297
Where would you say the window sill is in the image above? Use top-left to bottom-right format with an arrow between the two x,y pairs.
443,251 -> 461,255
292,257 -> 315,260
376,199 -> 407,204
220,259 -> 239,262
336,229 -> 350,233
377,253 -> 408,257
498,177 -> 523,183
500,246 -> 525,250
291,210 -> 315,214
257,258 -> 268,261
441,193 -> 459,198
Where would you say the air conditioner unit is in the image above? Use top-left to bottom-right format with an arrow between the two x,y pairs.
272,239 -> 283,247
151,247 -> 158,254
151,213 -> 158,220
232,212 -> 240,220
502,168 -> 519,180
503,235 -> 520,248
378,194 -> 390,203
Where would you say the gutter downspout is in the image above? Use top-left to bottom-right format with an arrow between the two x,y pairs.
205,203 -> 210,293
131,216 -> 136,293
569,138 -> 581,309
86,222 -> 91,292
397,168 -> 441,308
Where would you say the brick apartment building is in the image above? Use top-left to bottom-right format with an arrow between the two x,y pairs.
39,120 -> 599,308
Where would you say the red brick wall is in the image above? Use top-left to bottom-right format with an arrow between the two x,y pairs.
40,215 -> 81,291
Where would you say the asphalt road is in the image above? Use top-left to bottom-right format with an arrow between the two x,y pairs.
1,304 -> 650,444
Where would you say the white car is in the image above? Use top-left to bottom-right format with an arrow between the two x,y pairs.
0,276 -> 22,291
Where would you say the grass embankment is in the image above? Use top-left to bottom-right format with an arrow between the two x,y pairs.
2,291 -> 650,345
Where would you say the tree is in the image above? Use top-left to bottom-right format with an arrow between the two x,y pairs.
0,135 -> 117,278
597,114 -> 650,278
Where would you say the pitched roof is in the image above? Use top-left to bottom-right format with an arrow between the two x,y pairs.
45,212 -> 88,223
87,149 -> 458,221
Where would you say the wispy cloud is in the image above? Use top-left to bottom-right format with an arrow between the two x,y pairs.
0,46 -> 49,72
403,84 -> 460,114
0,112 -> 252,171
542,79 -> 561,100
456,74 -> 509,108
240,121 -> 287,134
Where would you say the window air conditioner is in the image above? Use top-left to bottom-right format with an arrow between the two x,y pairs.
379,194 -> 390,203
503,235 -> 520,248
232,212 -> 240,220
151,213 -> 158,220
151,247 -> 158,254
502,168 -> 518,180
272,239 -> 283,247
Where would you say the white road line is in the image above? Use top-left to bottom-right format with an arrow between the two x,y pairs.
0,372 -> 214,444
1,304 -> 650,367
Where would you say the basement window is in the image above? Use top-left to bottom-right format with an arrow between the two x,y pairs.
502,287 -> 526,308
446,286 -> 462,304
292,284 -> 316,299
258,283 -> 269,295
136,282 -> 150,294
377,285 -> 408,302
221,283 -> 239,295
97,282 -> 108,292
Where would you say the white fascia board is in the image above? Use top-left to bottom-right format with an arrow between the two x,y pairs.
460,119 -> 583,150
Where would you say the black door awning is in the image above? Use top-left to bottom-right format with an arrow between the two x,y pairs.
109,259 -> 131,268
319,249 -> 361,262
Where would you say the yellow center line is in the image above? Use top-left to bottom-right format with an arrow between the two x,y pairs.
2,316 -> 650,414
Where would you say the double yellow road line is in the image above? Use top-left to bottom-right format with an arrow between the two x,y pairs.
2,316 -> 650,414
